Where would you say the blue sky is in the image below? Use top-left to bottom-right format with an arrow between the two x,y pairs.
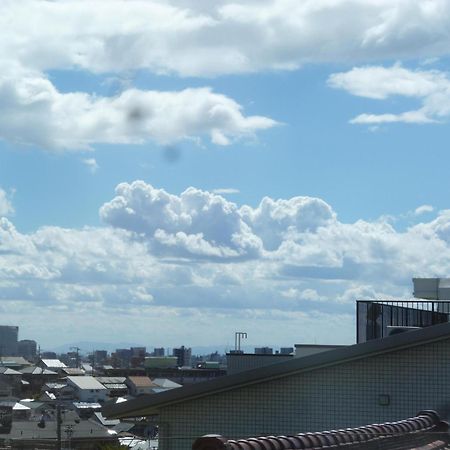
2,0 -> 450,350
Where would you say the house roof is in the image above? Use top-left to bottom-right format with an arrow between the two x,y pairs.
0,367 -> 22,375
62,368 -> 85,376
67,376 -> 107,390
104,321 -> 450,419
126,376 -> 155,388
21,366 -> 57,376
0,417 -> 115,441
40,359 -> 67,368
96,377 -> 126,385
0,357 -> 31,367
152,378 -> 182,389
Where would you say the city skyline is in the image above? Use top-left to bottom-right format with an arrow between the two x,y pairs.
2,1 -> 450,347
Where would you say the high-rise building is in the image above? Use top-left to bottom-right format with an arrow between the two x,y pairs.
0,326 -> 18,356
18,339 -> 37,360
172,346 -> 192,367
113,348 -> 132,368
94,350 -> 108,366
153,347 -> 165,357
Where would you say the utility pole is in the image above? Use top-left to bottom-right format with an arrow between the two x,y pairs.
56,402 -> 62,450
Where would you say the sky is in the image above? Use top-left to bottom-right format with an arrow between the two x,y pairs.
2,0 -> 450,351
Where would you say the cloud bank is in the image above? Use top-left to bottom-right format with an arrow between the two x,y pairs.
3,1 -> 450,77
4,181 -> 450,345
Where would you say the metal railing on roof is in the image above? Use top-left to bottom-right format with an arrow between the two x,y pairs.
356,300 -> 450,343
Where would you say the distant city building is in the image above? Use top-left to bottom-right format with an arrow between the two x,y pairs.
130,347 -> 146,367
113,349 -> 132,368
40,351 -> 57,359
144,357 -> 178,369
280,347 -> 294,355
17,339 -> 37,360
254,347 -> 273,355
153,347 -> 165,357
94,350 -> 108,366
172,346 -> 192,367
0,326 -> 18,356
131,347 -> 146,358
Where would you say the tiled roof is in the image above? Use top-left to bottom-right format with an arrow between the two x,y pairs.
127,376 -> 155,387
192,411 -> 450,450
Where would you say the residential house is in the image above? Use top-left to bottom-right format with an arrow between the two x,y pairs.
125,376 -> 157,396
66,376 -> 109,403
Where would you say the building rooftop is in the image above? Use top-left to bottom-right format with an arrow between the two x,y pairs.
0,357 -> 31,367
104,321 -> 450,419
21,366 -> 57,376
62,368 -> 85,376
152,378 -> 182,389
126,376 -> 156,388
40,359 -> 67,368
67,376 -> 107,390
0,367 -> 22,375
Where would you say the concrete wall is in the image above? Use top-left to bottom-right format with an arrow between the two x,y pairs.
294,344 -> 346,358
226,353 -> 293,375
157,338 -> 450,450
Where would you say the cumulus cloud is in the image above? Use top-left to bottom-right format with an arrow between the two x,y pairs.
0,67 -> 275,150
4,181 -> 450,345
240,196 -> 336,251
0,189 -> 14,217
3,1 -> 450,77
100,181 -> 263,260
328,64 -> 450,124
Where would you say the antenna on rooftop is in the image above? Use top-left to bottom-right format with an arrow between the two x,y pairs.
234,332 -> 247,352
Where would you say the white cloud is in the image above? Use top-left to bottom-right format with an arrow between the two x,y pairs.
2,1 -> 450,149
328,64 -> 450,124
100,181 -> 263,259
0,67 -> 276,150
212,188 -> 240,195
3,1 -> 450,77
414,204 -> 434,216
0,189 -> 14,217
3,181 -> 450,346
82,158 -> 99,173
